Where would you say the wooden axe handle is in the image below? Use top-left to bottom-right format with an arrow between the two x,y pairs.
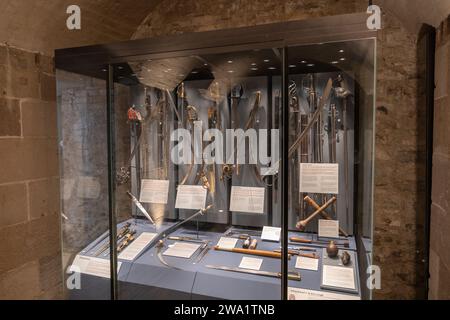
214,246 -> 290,260
304,196 -> 349,237
289,236 -> 312,244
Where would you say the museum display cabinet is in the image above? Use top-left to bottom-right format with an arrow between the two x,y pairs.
56,13 -> 376,300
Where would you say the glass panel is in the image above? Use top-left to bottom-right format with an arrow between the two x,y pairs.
57,70 -> 111,299
111,47 -> 284,299
286,39 -> 376,300
56,37 -> 375,301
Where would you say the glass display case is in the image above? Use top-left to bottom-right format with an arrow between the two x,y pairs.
56,13 -> 376,300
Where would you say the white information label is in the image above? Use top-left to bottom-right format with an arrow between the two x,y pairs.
261,226 -> 281,242
229,186 -> 265,214
175,185 -> 207,210
295,256 -> 319,271
300,163 -> 339,194
70,255 -> 122,279
163,242 -> 201,259
216,237 -> 238,249
288,287 -> 360,300
322,265 -> 356,290
118,232 -> 157,261
139,179 -> 170,204
239,257 -> 263,271
318,219 -> 339,239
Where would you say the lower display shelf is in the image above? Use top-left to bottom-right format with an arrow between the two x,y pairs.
68,219 -> 361,300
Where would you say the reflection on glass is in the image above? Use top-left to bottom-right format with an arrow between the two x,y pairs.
57,71 -> 111,299
112,48 -> 284,300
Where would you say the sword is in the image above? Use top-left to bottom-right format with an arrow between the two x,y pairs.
133,204 -> 214,260
225,91 -> 265,182
264,79 -> 333,177
156,240 -> 181,270
289,79 -> 333,158
179,105 -> 198,186
334,75 -> 352,227
205,265 -> 301,281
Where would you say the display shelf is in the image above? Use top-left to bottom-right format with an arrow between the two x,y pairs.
70,219 -> 360,300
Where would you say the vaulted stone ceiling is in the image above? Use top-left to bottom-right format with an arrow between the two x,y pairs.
0,0 -> 162,55
0,0 -> 449,56
377,0 -> 450,33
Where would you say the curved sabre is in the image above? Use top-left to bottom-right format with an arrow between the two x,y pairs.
156,240 -> 181,270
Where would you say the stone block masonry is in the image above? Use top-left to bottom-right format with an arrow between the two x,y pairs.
0,44 -> 62,299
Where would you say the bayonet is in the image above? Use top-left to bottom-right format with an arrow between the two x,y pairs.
93,223 -> 132,256
117,230 -> 137,253
168,236 -> 208,244
273,249 -> 319,259
82,228 -> 115,255
194,246 -> 210,264
205,265 -> 301,281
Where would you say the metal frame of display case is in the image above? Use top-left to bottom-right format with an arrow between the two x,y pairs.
56,12 -> 377,300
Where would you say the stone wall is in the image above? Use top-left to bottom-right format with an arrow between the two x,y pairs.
0,0 -> 147,300
429,15 -> 450,300
0,45 -> 61,299
133,0 -> 427,299
372,11 -> 427,299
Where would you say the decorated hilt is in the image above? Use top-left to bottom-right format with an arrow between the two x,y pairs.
186,105 -> 198,124
288,80 -> 299,112
127,105 -> 143,122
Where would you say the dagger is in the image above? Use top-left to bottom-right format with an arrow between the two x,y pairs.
126,191 -> 156,226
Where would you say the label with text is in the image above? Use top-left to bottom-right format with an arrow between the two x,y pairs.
261,226 -> 281,242
118,232 -> 157,261
300,163 -> 339,194
229,186 -> 265,213
318,219 -> 339,238
175,185 -> 207,210
139,179 -> 170,204
239,257 -> 263,270
70,255 -> 121,279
